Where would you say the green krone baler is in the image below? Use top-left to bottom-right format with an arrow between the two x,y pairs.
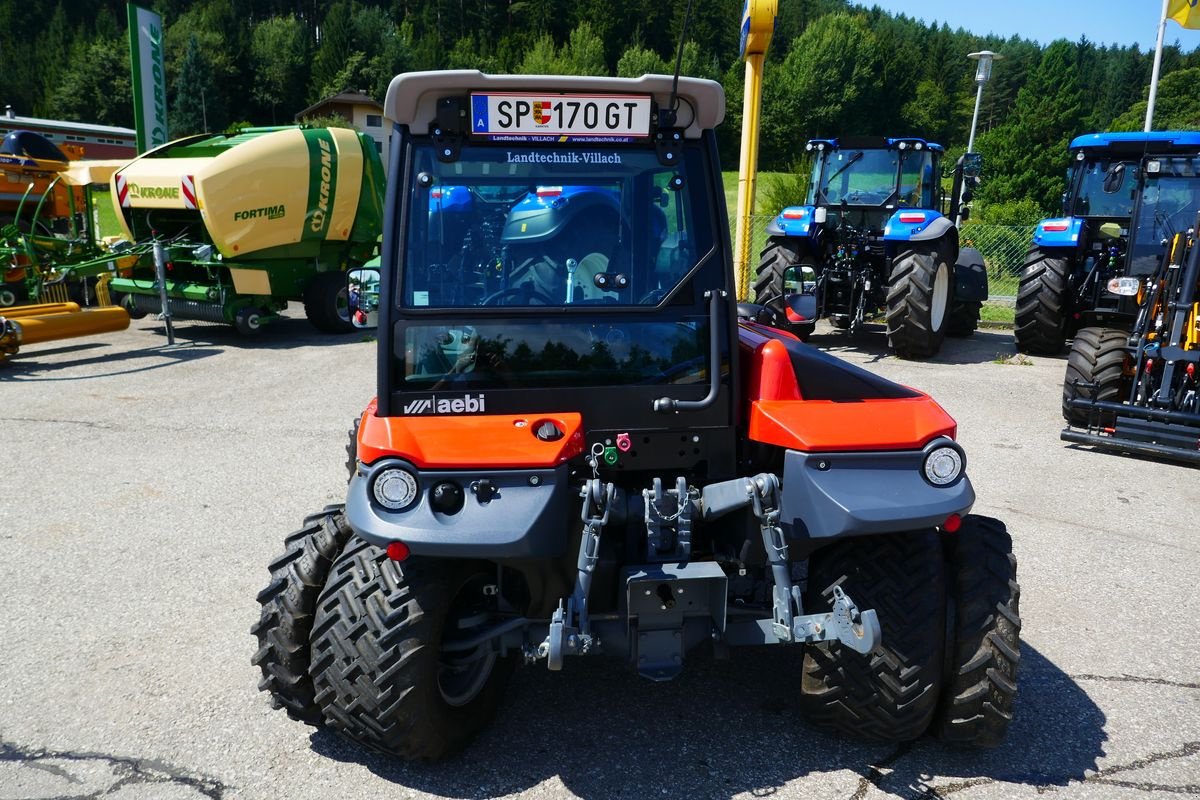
109,126 -> 385,334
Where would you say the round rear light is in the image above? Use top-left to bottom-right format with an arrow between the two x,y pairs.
373,467 -> 419,510
923,446 -> 963,486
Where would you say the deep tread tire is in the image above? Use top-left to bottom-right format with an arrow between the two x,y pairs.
886,243 -> 951,358
1062,326 -> 1129,426
754,237 -> 815,334
933,515 -> 1021,747
1014,248 -> 1070,355
800,531 -> 946,742
309,542 -> 514,761
252,506 -> 354,725
946,300 -> 982,337
304,271 -> 354,334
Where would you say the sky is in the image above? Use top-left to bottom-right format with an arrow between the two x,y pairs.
862,1 -> 1200,52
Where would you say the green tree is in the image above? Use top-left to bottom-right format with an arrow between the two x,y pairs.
1110,66 -> 1200,131
45,37 -> 133,128
978,40 -> 1084,213
760,12 -> 880,167
250,15 -> 310,123
616,44 -> 669,78
170,33 -> 224,135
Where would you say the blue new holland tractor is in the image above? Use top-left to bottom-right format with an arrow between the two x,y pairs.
753,136 -> 987,358
1014,131 -> 1200,355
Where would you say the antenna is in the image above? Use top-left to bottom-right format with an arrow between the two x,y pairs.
661,0 -> 695,128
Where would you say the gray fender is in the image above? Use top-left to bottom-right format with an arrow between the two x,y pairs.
347,459 -> 570,557
954,246 -> 988,301
777,441 -> 975,540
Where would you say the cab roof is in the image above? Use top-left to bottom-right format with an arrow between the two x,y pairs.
384,70 -> 725,139
1070,131 -> 1200,152
806,136 -> 945,153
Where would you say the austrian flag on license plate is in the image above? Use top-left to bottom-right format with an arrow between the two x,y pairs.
470,93 -> 653,140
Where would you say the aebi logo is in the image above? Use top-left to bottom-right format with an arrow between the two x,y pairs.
402,394 -> 486,415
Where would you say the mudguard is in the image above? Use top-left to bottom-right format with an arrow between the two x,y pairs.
1032,217 -> 1083,249
882,210 -> 955,243
347,459 -> 571,557
777,443 -> 975,541
954,246 -> 988,302
765,205 -> 818,238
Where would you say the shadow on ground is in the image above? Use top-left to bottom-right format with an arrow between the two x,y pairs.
309,643 -> 1107,799
808,324 -> 1062,368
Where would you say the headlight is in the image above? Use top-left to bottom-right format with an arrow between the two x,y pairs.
923,445 -> 964,486
372,467 -> 419,510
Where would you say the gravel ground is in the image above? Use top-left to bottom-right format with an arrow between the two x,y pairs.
1,312 -> 1198,800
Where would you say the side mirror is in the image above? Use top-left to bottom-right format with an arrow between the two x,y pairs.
1102,163 -> 1126,194
962,152 -> 983,179
347,265 -> 381,329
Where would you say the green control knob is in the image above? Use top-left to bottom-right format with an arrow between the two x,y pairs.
603,446 -> 619,465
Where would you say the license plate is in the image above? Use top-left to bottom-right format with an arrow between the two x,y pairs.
470,93 -> 652,141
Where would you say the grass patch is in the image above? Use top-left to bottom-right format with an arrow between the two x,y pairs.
90,187 -> 120,239
980,302 -> 1015,324
722,170 -> 791,216
992,352 -> 1033,366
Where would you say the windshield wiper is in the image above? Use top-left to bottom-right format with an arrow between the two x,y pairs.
820,151 -> 864,200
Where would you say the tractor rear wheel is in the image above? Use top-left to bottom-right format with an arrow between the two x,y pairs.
252,506 -> 354,725
933,515 -> 1020,747
1014,248 -> 1070,354
310,542 -> 514,760
754,237 -> 815,335
304,271 -> 354,334
1062,326 -> 1129,426
800,531 -> 946,742
886,242 -> 950,358
946,300 -> 982,337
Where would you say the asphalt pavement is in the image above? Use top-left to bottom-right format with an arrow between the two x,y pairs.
1,312 -> 1198,799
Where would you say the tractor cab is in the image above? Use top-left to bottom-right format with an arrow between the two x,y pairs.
356,71 -> 737,475
1017,131 -> 1200,353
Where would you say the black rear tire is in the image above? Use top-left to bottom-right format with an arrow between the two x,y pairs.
1014,248 -> 1070,355
800,531 -> 946,742
304,271 -> 354,334
886,242 -> 951,358
310,542 -> 514,760
946,300 -> 982,337
251,506 -> 354,725
933,515 -> 1021,747
1062,326 -> 1129,426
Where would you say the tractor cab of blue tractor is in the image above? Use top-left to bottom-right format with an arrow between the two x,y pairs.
1015,130 -> 1200,355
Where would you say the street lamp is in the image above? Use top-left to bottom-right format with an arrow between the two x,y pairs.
966,50 -> 1003,154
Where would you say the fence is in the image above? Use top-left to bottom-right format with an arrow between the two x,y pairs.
733,215 -> 1034,301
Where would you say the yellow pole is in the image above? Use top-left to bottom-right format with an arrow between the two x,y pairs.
733,0 -> 777,301
0,302 -> 81,318
735,53 -> 766,300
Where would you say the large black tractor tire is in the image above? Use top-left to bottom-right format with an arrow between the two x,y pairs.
251,505 -> 354,725
886,242 -> 952,358
946,300 -> 982,338
1062,326 -> 1129,427
800,531 -> 946,742
933,515 -> 1020,747
1014,248 -> 1070,355
304,271 -> 354,334
754,236 -> 816,339
309,541 -> 514,760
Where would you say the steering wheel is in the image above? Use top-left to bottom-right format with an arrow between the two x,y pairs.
481,284 -> 558,306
